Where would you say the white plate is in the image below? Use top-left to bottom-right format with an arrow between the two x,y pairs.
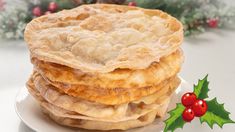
15,78 -> 191,132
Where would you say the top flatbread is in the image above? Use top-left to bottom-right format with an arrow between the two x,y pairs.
24,4 -> 183,73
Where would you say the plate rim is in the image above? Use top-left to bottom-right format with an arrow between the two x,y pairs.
14,86 -> 40,132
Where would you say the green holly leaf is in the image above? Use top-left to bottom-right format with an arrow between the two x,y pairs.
164,104 -> 185,132
200,98 -> 235,128
193,75 -> 209,99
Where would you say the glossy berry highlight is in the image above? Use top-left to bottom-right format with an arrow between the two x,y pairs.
182,108 -> 195,122
181,92 -> 197,107
192,99 -> 208,117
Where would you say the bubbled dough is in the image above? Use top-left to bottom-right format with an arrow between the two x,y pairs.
25,4 -> 183,73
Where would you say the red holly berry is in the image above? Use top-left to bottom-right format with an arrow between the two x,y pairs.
207,19 -> 218,28
32,6 -> 42,17
192,99 -> 208,117
44,11 -> 52,15
48,2 -> 58,12
181,92 -> 197,107
128,2 -> 137,6
182,108 -> 195,122
0,0 -> 6,11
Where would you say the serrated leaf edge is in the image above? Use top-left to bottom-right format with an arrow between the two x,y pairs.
193,74 -> 210,100
163,104 -> 185,132
199,98 -> 235,129
200,113 -> 235,129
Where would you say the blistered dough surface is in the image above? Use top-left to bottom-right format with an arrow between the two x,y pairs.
25,4 -> 183,73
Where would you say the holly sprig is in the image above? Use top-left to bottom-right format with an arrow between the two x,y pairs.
164,75 -> 235,132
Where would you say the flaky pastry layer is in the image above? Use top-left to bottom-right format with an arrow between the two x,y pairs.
28,84 -> 170,130
33,49 -> 183,89
32,71 -> 180,105
25,4 -> 183,73
28,74 -> 176,122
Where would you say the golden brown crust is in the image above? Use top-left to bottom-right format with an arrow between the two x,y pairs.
25,4 -> 183,73
33,49 -> 183,89
27,84 -> 169,131
32,71 -> 180,105
27,77 -> 171,122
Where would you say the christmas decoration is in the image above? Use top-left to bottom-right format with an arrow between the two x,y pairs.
207,18 -> 219,28
128,2 -> 136,6
72,0 -> 83,5
32,6 -> 42,17
97,0 -> 126,4
48,2 -> 58,12
200,98 -> 234,128
164,104 -> 185,131
192,99 -> 208,117
181,92 -> 197,107
127,0 -> 235,36
0,0 -> 29,39
182,108 -> 195,122
0,0 -> 235,39
164,75 -> 235,132
44,11 -> 51,15
0,0 -> 5,11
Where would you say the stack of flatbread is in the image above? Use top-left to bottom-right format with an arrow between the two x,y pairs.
24,4 -> 184,130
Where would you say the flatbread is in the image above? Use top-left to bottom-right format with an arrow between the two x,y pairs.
32,71 -> 180,105
41,104 -> 166,131
27,75 -> 176,122
33,49 -> 183,89
25,4 -> 183,73
28,86 -> 169,130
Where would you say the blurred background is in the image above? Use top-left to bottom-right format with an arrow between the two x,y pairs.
0,0 -> 235,132
0,0 -> 235,39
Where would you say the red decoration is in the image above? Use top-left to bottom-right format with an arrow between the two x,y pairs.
192,100 -> 208,117
128,2 -> 137,6
182,108 -> 195,122
48,2 -> 58,12
44,11 -> 52,15
181,92 -> 197,107
32,6 -> 42,17
0,0 -> 5,11
207,18 -> 218,28
181,91 -> 207,121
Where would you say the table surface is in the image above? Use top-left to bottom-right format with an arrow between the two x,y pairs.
0,2 -> 235,131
